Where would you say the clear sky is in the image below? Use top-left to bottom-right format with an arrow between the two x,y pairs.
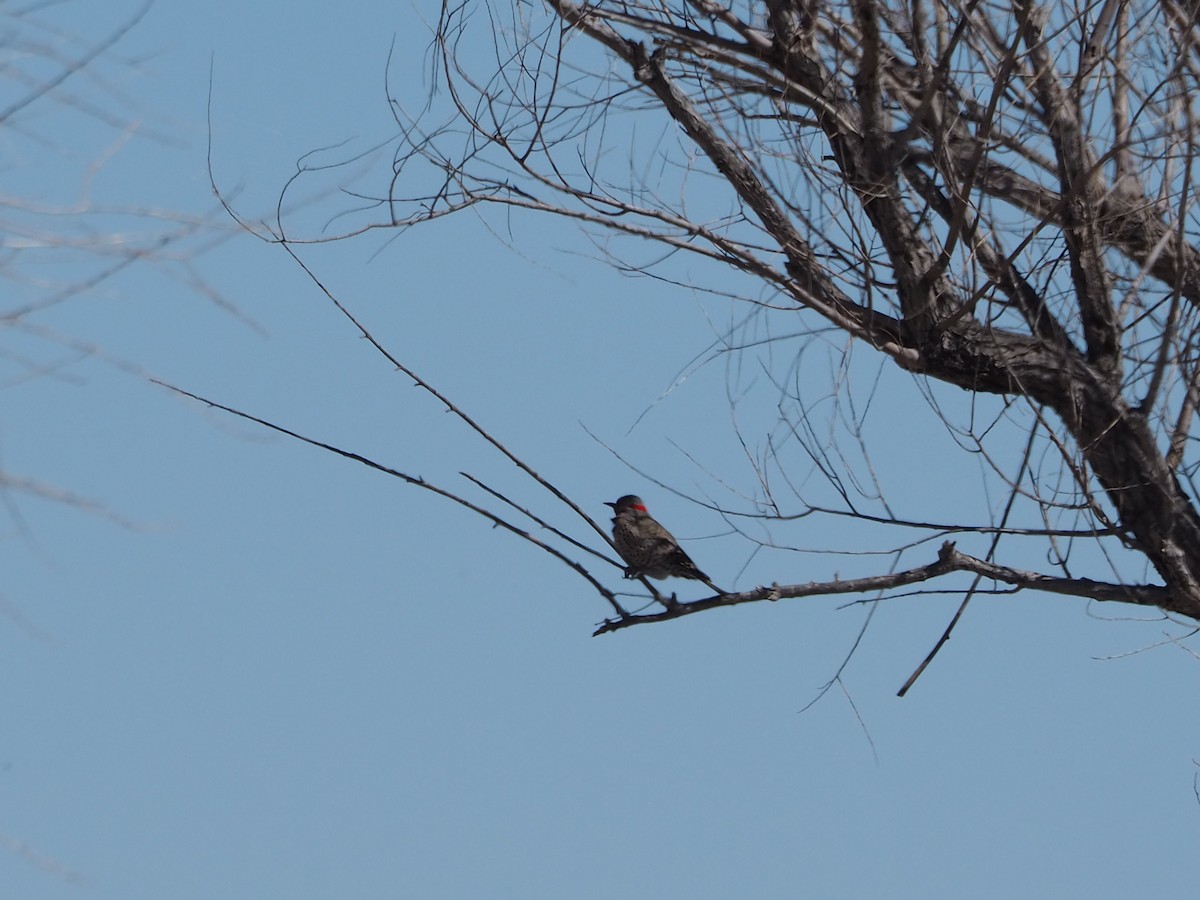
4,1 -> 1200,897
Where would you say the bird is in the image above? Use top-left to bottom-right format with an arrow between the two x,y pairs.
605,494 -> 723,594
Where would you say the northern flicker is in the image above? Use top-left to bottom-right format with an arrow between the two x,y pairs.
605,495 -> 723,594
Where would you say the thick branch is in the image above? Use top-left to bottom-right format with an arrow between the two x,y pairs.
1016,0 -> 1120,373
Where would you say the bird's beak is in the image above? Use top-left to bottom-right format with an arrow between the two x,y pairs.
604,501 -> 616,508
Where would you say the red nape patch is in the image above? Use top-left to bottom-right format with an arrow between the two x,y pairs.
633,504 -> 647,512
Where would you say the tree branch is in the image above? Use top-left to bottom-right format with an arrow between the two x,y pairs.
594,541 -> 1168,636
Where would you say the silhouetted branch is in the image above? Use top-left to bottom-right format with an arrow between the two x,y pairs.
151,379 -> 631,620
593,542 -> 1169,636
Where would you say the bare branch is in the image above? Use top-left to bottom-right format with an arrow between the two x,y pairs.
594,541 -> 1166,636
151,379 -> 631,620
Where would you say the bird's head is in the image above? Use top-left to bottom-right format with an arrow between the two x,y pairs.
605,495 -> 648,514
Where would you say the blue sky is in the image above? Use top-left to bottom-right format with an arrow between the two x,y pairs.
4,1 -> 1200,897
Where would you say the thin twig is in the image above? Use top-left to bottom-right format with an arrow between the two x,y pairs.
151,379 -> 630,619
